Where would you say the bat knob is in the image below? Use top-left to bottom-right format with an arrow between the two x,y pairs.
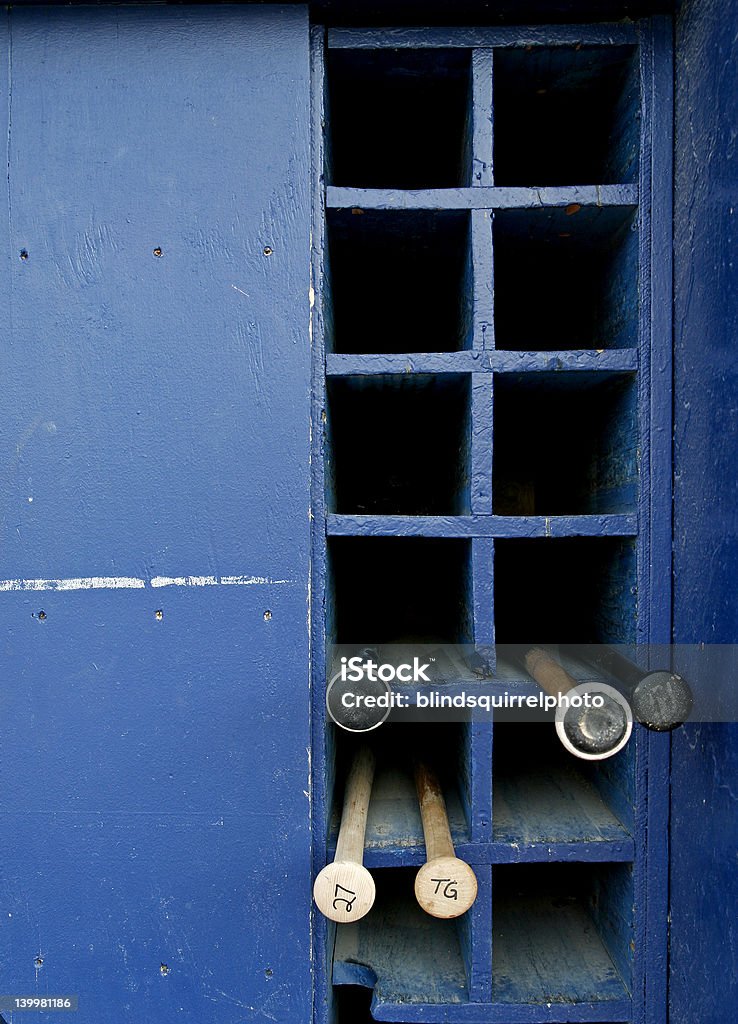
414,856 -> 478,919
313,861 -> 376,923
555,682 -> 633,760
632,671 -> 693,730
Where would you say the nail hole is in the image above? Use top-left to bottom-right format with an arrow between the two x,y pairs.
155,609 -> 163,621
19,249 -> 29,261
153,247 -> 163,258
34,956 -> 44,968
265,968 -> 273,978
263,610 -> 272,622
160,963 -> 170,976
263,246 -> 273,257
37,611 -> 47,621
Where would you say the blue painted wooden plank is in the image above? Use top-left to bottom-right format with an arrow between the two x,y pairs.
327,184 -> 639,210
472,540 -> 495,638
463,867 -> 493,1002
639,17 -> 673,1024
326,349 -> 639,375
327,24 -> 639,49
672,0 -> 738,1015
375,1003 -> 631,1022
309,23 -> 333,1024
670,1 -> 738,1021
326,514 -> 638,538
0,7 -> 312,1024
494,761 -> 631,845
471,382 -> 494,515
471,51 -> 494,187
356,840 -> 635,868
472,210 -> 495,351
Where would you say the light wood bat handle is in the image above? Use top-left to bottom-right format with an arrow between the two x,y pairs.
413,760 -> 477,919
313,746 -> 376,923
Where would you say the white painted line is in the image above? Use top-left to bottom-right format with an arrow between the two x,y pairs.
220,575 -> 293,586
151,575 -> 294,588
0,575 -> 295,593
150,575 -> 219,588
0,577 -> 146,592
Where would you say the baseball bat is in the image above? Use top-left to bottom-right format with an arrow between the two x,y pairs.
413,759 -> 478,919
313,746 -> 376,923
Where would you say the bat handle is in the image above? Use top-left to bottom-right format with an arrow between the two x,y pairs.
313,746 -> 376,923
413,760 -> 477,919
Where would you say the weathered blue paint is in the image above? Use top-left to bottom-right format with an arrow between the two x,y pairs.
326,515 -> 637,538
471,51 -> 494,187
0,6 -> 312,1024
670,1 -> 738,1022
327,184 -> 639,209
309,24 -> 336,1024
326,350 -> 639,375
327,24 -> 639,48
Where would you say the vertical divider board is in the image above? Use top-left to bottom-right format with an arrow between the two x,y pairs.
636,16 -> 674,1024
313,19 -> 672,1024
467,45 -> 496,1006
309,25 -> 334,1024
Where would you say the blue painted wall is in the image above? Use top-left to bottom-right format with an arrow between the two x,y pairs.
671,0 -> 738,1021
0,6 -> 312,1023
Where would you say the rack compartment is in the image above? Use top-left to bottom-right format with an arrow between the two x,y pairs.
493,206 -> 638,351
327,209 -> 473,354
493,864 -> 633,1006
327,49 -> 473,188
493,371 -> 638,515
493,537 -> 638,644
493,45 -> 640,186
327,374 -> 471,515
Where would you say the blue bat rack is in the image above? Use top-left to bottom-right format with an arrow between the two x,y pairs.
311,17 -> 674,1024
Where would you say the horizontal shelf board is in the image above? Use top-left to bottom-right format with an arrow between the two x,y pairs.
327,185 -> 638,210
327,24 -> 638,49
494,766 -> 631,847
371,1001 -> 631,1022
493,894 -> 630,1007
326,514 -> 638,538
326,350 -> 638,375
334,883 -> 468,1005
360,840 -> 634,868
326,764 -> 633,866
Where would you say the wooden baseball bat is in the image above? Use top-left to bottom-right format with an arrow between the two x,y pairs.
313,746 -> 376,923
413,760 -> 477,919
563,644 -> 693,731
520,646 -> 632,760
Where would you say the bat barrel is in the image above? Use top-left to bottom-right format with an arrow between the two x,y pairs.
519,647 -> 633,760
567,645 -> 693,731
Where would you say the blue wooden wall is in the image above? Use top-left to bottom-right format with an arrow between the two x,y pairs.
0,6 -> 312,1023
671,0 -> 738,1021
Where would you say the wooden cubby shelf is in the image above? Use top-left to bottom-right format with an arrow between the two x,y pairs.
312,17 -> 671,1024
